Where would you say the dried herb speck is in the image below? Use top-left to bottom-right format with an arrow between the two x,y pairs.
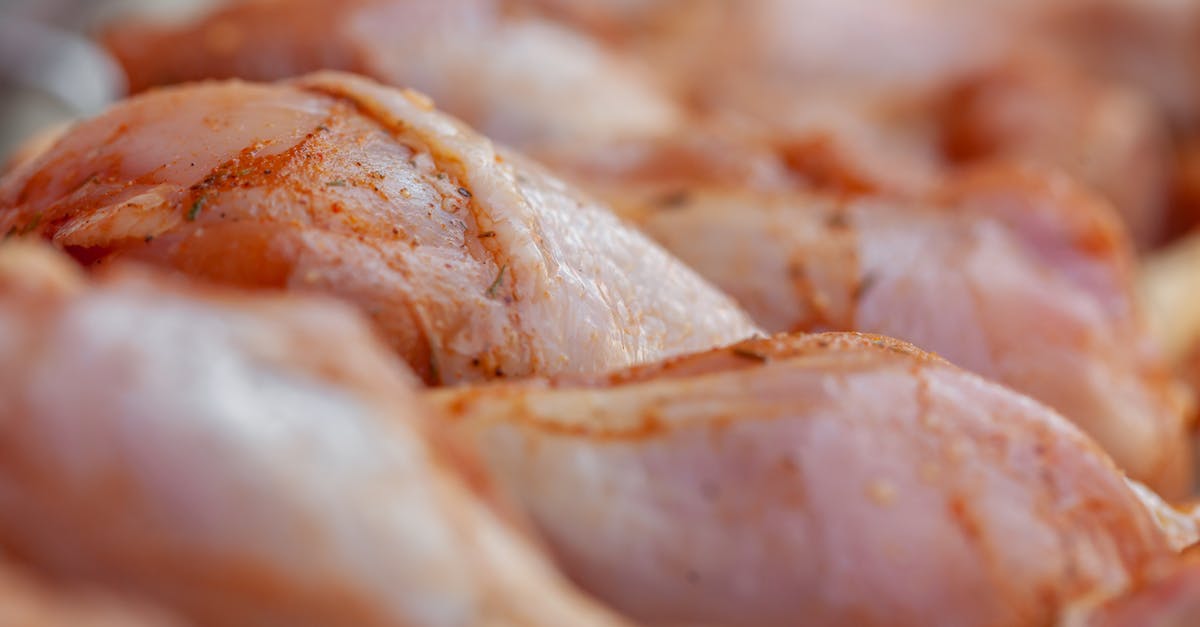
656,190 -> 691,209
853,273 -> 878,300
187,195 -> 207,221
486,264 -> 507,297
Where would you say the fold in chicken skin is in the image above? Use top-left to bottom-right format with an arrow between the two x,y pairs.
0,72 -> 757,384
102,0 -> 682,148
0,243 -> 631,627
430,332 -> 1183,627
1061,551 -> 1200,627
589,163 -> 1192,497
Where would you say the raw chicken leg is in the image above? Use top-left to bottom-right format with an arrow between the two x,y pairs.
0,242 -> 632,627
430,332 -> 1184,627
101,0 -> 682,148
0,72 -> 757,383
939,53 -> 1169,247
576,162 -> 1192,496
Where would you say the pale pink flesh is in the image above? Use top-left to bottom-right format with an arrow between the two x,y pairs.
0,72 -> 758,384
611,165 -> 1191,497
0,243 -> 631,627
430,332 -> 1177,627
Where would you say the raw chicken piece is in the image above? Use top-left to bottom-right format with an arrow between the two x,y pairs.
1037,0 -> 1200,132
101,0 -> 682,147
583,163 -> 1191,497
521,0 -> 1019,105
1036,0 -> 1200,242
939,53 -> 1170,248
99,0 -> 1182,242
0,72 -> 757,384
527,0 -> 1179,246
517,0 -> 1198,122
0,242 -> 631,627
692,3 -> 1176,247
101,0 -> 1200,245
429,332 -> 1183,627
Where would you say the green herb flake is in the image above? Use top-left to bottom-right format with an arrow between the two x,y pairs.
238,168 -> 253,176
327,179 -> 347,187
187,195 -> 207,221
486,264 -> 508,298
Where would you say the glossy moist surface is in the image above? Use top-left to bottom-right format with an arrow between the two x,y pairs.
431,332 -> 1176,627
0,243 -> 630,627
0,72 -> 758,384
604,164 -> 1192,497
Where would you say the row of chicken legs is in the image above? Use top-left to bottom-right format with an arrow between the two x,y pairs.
0,68 -> 1197,625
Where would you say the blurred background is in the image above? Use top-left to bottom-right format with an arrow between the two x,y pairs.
0,0 -> 212,157
3,0 -> 1200,246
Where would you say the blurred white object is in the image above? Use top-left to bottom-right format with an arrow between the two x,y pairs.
0,0 -> 215,161
0,15 -> 124,160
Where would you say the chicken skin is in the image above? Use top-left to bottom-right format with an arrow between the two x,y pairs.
99,0 -> 1185,245
556,154 -> 1191,496
939,53 -> 1170,248
430,332 -> 1185,627
0,242 -> 631,627
0,72 -> 757,384
101,0 -> 682,148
